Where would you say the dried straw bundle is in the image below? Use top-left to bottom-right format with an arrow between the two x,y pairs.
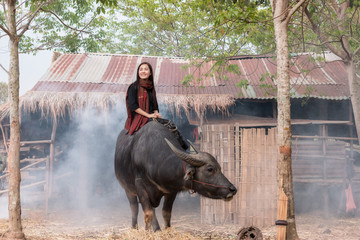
0,91 -> 234,121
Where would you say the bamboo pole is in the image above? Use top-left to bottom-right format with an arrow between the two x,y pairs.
0,158 -> 46,180
49,114 -> 57,197
292,135 -> 357,141
45,156 -> 49,214
7,140 -> 52,145
276,187 -> 288,240
0,180 -> 46,194
0,123 -> 8,154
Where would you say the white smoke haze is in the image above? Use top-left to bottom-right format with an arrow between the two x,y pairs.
0,196 -> 8,219
49,104 -> 128,212
0,101 -> 200,228
2,99 -> 355,228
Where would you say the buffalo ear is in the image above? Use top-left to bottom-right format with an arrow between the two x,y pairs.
184,166 -> 195,181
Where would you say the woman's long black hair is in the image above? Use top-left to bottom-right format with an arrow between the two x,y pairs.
136,62 -> 154,84
132,62 -> 158,109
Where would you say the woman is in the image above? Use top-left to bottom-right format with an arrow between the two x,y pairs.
125,62 -> 161,135
125,62 -> 193,179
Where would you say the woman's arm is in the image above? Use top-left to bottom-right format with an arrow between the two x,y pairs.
135,108 -> 159,118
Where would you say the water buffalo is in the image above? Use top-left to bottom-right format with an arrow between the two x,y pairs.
114,121 -> 237,231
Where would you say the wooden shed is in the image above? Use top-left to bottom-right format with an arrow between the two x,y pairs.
0,52 -> 358,228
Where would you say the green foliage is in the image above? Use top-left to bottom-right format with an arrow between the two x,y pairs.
300,86 -> 317,106
236,79 -> 248,89
0,0 -> 119,53
289,0 -> 360,65
181,74 -> 194,86
0,11 -> 5,26
114,0 -> 272,57
112,0 -> 272,88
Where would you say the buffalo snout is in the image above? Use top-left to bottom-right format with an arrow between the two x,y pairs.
229,185 -> 237,194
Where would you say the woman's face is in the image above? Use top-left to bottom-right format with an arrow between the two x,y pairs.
138,64 -> 151,80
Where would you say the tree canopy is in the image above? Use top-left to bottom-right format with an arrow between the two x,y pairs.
112,0 -> 273,58
0,0 -> 118,54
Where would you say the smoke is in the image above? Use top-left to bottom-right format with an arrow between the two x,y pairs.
0,196 -> 7,219
49,104 -> 129,212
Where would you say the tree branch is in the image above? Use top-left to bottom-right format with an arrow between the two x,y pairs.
0,0 -> 11,37
304,4 -> 348,60
1,1 -> 10,36
353,45 -> 360,56
0,64 -> 9,75
348,6 -> 358,37
0,24 -> 11,37
340,35 -> 352,60
285,0 -> 309,25
329,0 -> 340,15
16,12 -> 31,28
160,0 -> 179,47
39,8 -> 94,34
17,1 -> 51,38
15,0 -> 29,10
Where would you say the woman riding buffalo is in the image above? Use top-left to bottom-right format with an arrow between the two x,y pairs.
125,62 -> 161,135
125,62 -> 192,178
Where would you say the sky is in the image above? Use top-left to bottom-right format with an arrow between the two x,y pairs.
0,37 -> 53,96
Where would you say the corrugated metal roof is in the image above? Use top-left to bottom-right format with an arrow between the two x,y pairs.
33,53 -> 352,100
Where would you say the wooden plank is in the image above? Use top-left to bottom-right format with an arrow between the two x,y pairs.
256,128 -> 262,227
269,128 -> 278,226
240,128 -> 247,226
276,187 -> 288,240
234,123 -> 240,224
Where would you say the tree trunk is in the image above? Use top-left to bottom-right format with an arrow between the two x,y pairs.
271,0 -> 299,239
346,60 -> 360,144
6,0 -> 25,239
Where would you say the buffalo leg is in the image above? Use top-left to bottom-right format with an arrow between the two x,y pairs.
125,191 -> 139,229
151,209 -> 161,231
162,193 -> 177,228
135,179 -> 160,231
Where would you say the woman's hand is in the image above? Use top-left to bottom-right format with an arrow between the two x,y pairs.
135,108 -> 162,119
154,111 -> 162,119
148,112 -> 162,118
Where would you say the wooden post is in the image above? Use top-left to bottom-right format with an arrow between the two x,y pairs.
0,123 -> 8,154
276,187 -> 288,240
322,125 -> 327,182
49,114 -> 57,197
45,156 -> 49,214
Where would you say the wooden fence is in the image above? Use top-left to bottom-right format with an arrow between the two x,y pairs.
200,124 -> 278,228
199,124 -> 350,228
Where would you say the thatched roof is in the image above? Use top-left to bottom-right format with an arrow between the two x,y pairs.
0,52 -> 352,119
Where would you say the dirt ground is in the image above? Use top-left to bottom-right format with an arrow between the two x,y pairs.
0,204 -> 360,240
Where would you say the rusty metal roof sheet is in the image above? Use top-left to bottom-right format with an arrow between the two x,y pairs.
32,53 -> 352,100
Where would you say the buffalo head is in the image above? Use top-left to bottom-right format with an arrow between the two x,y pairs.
165,138 -> 237,201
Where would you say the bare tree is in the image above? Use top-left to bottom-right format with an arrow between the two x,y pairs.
270,0 -> 308,239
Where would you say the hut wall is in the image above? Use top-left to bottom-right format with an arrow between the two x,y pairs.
200,124 -> 278,228
292,139 -> 347,182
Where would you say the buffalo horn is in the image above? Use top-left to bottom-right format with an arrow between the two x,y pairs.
187,139 -> 199,153
165,138 -> 206,167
